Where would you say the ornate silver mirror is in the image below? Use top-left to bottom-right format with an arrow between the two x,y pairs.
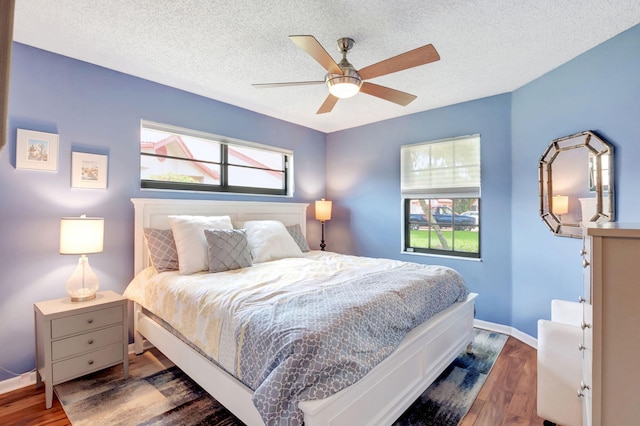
539,131 -> 614,238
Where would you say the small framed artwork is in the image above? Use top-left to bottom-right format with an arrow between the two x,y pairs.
71,152 -> 108,189
16,129 -> 59,172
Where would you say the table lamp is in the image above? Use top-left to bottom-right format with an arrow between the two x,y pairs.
60,215 -> 104,301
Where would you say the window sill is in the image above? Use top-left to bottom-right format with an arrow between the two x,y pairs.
401,250 -> 482,262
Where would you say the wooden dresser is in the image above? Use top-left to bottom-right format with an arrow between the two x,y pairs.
581,223 -> 640,426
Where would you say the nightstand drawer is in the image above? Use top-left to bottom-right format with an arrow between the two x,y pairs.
51,306 -> 123,338
52,343 -> 124,384
51,324 -> 124,361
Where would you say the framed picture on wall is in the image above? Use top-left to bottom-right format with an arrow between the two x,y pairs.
71,152 -> 108,189
16,129 -> 59,172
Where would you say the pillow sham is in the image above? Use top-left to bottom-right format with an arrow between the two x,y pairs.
286,224 -> 310,252
204,229 -> 252,273
239,220 -> 303,263
143,228 -> 179,272
168,215 -> 234,275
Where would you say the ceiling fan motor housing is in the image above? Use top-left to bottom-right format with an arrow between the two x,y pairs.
326,68 -> 362,98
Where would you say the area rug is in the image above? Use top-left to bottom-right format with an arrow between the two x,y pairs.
56,328 -> 507,425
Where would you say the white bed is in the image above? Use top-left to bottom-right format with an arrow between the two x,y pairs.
128,197 -> 477,426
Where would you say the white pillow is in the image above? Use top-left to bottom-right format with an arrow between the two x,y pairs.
168,215 -> 233,274
240,220 -> 303,263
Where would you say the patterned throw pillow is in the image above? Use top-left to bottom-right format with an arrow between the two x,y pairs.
143,228 -> 179,272
286,224 -> 310,252
204,229 -> 253,273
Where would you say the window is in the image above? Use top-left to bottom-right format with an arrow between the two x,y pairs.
140,121 -> 292,196
401,135 -> 481,258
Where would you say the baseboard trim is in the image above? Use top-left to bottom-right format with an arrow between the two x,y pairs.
474,319 -> 538,349
0,371 -> 37,395
0,323 -> 537,395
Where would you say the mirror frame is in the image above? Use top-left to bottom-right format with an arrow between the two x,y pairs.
539,130 -> 614,238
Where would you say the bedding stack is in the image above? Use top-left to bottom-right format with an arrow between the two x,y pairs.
125,215 -> 469,425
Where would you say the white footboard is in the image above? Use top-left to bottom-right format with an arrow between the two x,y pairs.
132,293 -> 476,426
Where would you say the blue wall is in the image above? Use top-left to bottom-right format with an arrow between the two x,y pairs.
325,94 -> 513,327
510,24 -> 640,336
0,43 -> 326,381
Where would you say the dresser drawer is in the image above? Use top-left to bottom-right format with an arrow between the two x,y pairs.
51,306 -> 123,339
51,324 -> 124,361
52,343 -> 124,384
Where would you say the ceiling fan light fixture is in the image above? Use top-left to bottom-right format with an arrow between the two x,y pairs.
326,74 -> 361,99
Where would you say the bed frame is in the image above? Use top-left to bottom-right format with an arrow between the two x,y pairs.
130,197 -> 477,426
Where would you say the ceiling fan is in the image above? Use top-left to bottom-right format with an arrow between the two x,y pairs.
252,35 -> 440,114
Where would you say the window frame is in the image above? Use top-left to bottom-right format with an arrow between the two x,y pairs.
140,120 -> 293,196
401,135 -> 481,259
403,198 -> 481,259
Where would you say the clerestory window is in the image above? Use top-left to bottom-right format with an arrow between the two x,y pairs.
140,121 -> 292,196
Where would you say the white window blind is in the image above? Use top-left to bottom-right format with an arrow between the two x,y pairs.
401,134 -> 481,199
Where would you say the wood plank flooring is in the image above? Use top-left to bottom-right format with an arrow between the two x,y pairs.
0,336 -> 545,426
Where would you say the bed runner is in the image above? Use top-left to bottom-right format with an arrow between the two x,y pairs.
235,264 -> 468,425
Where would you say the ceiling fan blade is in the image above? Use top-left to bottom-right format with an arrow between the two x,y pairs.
252,81 -> 324,89
359,82 -> 417,106
316,94 -> 339,114
289,35 -> 343,75
358,44 -> 440,80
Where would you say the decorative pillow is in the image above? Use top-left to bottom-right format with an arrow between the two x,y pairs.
168,215 -> 234,275
239,220 -> 303,263
143,228 -> 179,272
286,224 -> 310,252
204,229 -> 252,273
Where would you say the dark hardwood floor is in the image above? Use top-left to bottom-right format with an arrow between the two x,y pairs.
0,336 -> 545,426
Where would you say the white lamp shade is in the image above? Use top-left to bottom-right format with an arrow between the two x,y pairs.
552,195 -> 569,215
315,199 -> 332,221
60,216 -> 104,254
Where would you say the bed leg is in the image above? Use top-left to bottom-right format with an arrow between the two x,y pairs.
133,302 -> 144,355
466,342 -> 474,354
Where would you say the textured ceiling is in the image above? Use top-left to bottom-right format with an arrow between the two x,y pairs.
12,0 -> 640,133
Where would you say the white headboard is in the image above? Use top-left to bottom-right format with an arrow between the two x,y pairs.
131,198 -> 309,275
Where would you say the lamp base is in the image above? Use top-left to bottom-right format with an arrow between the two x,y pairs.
67,255 -> 99,302
70,291 -> 97,302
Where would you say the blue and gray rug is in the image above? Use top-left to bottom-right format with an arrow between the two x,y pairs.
56,329 -> 507,426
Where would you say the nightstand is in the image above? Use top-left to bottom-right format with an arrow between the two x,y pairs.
34,290 -> 129,409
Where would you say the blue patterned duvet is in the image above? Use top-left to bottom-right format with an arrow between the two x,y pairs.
124,252 -> 468,425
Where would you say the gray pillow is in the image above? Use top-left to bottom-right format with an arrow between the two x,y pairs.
143,228 -> 179,272
286,224 -> 310,252
204,229 -> 252,273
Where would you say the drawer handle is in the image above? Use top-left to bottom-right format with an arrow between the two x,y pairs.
577,389 -> 585,398
581,381 -> 590,391
88,339 -> 94,345
87,319 -> 94,324
582,258 -> 590,268
581,321 -> 591,330
578,344 -> 586,351
580,248 -> 587,256
88,360 -> 94,365
578,296 -> 586,303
